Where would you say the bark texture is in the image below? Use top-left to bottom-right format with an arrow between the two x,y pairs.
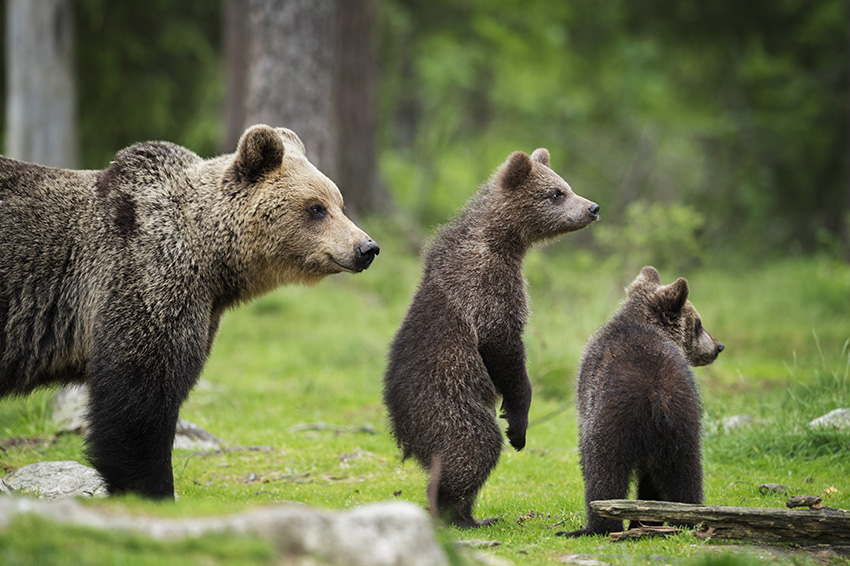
5,0 -> 78,167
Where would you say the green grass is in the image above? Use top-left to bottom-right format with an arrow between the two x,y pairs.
0,512 -> 275,566
1,223 -> 849,565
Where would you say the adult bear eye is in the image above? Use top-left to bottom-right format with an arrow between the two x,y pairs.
549,189 -> 565,202
309,204 -> 326,219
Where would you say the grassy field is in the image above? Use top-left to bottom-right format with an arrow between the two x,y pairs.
1,221 -> 849,565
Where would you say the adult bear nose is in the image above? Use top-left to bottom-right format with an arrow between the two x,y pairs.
356,239 -> 380,269
589,203 -> 600,217
717,342 -> 725,353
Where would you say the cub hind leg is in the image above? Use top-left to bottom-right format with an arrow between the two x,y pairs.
429,408 -> 503,528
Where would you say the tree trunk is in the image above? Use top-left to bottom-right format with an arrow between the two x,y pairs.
240,0 -> 336,177
592,499 -> 850,545
5,0 -> 78,168
843,0 -> 850,260
224,0 -> 385,216
333,0 -> 386,217
223,0 -> 248,152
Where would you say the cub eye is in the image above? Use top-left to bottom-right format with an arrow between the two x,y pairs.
309,204 -> 326,219
549,189 -> 565,201
694,319 -> 703,334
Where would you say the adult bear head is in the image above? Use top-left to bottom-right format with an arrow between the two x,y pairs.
225,125 -> 379,291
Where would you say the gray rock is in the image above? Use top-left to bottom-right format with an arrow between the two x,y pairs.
758,483 -> 788,495
808,408 -> 850,430
174,419 -> 226,451
2,461 -> 107,499
0,497 -> 450,566
721,414 -> 756,432
51,384 -> 90,434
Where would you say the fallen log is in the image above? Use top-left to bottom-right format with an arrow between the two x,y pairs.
591,500 -> 850,545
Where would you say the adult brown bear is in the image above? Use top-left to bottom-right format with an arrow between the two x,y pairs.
0,125 -> 379,498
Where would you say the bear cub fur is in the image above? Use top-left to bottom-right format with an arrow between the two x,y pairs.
0,125 -> 379,498
561,266 -> 724,537
384,148 -> 599,528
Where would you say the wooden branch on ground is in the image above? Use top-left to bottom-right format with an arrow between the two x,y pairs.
591,499 -> 850,545
610,526 -> 681,541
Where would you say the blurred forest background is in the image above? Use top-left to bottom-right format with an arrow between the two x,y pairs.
3,0 -> 849,262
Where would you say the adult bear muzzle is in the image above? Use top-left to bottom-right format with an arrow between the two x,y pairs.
355,239 -> 380,270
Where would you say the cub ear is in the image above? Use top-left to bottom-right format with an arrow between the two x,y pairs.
499,151 -> 533,190
656,277 -> 690,315
626,265 -> 662,296
530,148 -> 550,167
235,125 -> 285,182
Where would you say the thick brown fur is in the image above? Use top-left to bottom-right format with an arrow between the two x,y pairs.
560,266 -> 723,537
384,148 -> 599,528
0,125 -> 378,498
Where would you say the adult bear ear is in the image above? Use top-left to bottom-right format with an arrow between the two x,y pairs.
234,125 -> 285,182
530,148 -> 550,167
626,265 -> 662,296
655,277 -> 690,315
498,151 -> 533,191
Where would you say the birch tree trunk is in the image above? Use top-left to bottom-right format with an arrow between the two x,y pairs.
5,0 -> 78,168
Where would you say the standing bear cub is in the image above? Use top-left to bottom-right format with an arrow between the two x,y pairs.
384,148 -> 599,528
0,125 -> 379,498
560,266 -> 723,537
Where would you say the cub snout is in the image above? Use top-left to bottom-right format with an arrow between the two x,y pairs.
711,338 -> 725,360
692,332 -> 725,366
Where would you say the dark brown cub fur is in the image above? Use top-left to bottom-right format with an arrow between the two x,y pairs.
560,266 -> 724,537
384,148 -> 599,528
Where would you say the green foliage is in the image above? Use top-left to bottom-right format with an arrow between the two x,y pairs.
594,199 -> 707,273
378,0 -> 849,253
2,0 -> 844,252
73,0 -> 223,167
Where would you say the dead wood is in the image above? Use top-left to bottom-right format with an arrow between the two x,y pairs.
609,526 -> 682,541
591,499 -> 850,545
786,495 -> 823,509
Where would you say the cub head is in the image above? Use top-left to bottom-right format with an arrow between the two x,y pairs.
494,148 -> 599,245
227,125 -> 379,289
626,266 -> 724,367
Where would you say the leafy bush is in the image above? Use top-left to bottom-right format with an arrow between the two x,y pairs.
594,199 -> 707,273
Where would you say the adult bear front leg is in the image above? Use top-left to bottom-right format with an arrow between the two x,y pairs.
85,302 -> 210,498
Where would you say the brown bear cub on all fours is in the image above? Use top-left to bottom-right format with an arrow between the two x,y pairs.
0,125 -> 378,499
384,147 -> 599,528
559,266 -> 724,537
